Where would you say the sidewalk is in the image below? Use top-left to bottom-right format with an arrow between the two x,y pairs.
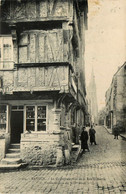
120,133 -> 126,140
104,125 -> 126,140
103,125 -> 112,134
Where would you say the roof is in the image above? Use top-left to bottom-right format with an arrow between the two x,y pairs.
113,62 -> 126,76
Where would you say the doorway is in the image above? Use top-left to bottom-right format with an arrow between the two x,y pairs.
11,111 -> 23,143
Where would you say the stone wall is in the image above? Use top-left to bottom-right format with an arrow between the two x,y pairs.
115,68 -> 126,130
21,131 -> 72,166
0,133 -> 10,161
5,133 -> 10,153
105,64 -> 126,130
0,138 -> 5,161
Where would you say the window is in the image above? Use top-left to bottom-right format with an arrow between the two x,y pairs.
26,106 -> 35,131
37,106 -> 46,131
0,105 -> 6,132
12,106 -> 24,111
26,105 -> 46,131
0,36 -> 14,69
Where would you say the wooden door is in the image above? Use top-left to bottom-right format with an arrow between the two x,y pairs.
11,111 -> 23,143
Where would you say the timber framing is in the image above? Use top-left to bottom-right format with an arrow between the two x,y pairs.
0,0 -> 89,166
15,62 -> 74,72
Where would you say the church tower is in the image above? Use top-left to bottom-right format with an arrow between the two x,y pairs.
87,68 -> 98,124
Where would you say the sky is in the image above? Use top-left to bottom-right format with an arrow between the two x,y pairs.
85,0 -> 126,111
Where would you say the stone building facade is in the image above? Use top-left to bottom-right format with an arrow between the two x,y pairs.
105,62 -> 126,132
0,0 -> 88,166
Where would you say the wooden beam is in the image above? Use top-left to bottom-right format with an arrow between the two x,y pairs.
15,62 -> 74,72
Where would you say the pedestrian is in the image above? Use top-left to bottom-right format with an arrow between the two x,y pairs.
113,125 -> 119,139
89,125 -> 97,145
80,126 -> 90,153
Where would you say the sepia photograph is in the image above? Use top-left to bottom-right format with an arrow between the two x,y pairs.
0,0 -> 126,193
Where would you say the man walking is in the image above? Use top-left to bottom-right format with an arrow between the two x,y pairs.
89,125 -> 97,145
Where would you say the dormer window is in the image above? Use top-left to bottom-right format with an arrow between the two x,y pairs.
0,36 -> 14,69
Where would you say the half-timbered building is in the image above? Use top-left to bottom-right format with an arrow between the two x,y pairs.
0,0 -> 88,166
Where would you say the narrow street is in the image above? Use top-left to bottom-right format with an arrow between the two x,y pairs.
0,126 -> 126,194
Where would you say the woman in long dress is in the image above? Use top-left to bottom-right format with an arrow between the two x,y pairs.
80,126 -> 90,153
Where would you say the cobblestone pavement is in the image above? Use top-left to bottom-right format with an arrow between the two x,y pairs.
0,126 -> 126,194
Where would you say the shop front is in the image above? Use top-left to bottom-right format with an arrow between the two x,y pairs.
0,99 -> 72,166
0,100 -> 51,138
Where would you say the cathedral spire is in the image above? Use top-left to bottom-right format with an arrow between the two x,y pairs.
87,67 -> 98,124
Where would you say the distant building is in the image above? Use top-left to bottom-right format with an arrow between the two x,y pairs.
87,68 -> 98,124
0,0 -> 88,166
105,62 -> 126,132
98,107 -> 106,126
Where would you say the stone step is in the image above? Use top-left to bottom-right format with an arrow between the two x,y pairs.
72,145 -> 80,151
1,158 -> 22,165
0,163 -> 27,171
10,144 -> 20,149
70,144 -> 81,164
8,149 -> 20,153
0,143 -> 28,171
6,153 -> 20,158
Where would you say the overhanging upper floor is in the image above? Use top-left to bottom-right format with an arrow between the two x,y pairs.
0,63 -> 79,102
1,0 -> 88,26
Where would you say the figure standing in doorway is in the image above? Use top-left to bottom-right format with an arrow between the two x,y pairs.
89,125 -> 97,145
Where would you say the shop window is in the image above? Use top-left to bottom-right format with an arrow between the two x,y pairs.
37,106 -> 46,131
26,105 -> 46,131
26,106 -> 35,131
0,105 -> 6,132
0,36 -> 14,69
